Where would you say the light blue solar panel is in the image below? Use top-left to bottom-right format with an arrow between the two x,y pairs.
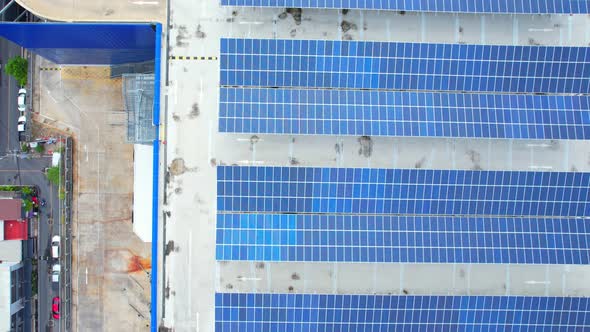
220,0 -> 590,14
217,166 -> 590,217
219,87 -> 590,139
216,214 -> 590,264
215,293 -> 590,331
220,39 -> 590,94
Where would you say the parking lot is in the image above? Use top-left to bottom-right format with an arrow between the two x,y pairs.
35,60 -> 152,331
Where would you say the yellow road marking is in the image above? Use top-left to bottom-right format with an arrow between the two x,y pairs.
168,56 -> 218,61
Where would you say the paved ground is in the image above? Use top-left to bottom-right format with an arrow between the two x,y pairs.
15,0 -> 164,22
35,60 -> 152,331
161,6 -> 590,331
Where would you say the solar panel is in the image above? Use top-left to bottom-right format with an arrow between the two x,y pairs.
220,39 -> 590,94
217,166 -> 590,217
216,214 -> 590,264
215,293 -> 590,331
220,87 -> 590,139
220,0 -> 590,14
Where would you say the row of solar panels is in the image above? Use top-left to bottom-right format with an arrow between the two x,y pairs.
218,167 -> 590,217
219,39 -> 590,139
220,0 -> 590,14
216,166 -> 590,264
216,293 -> 590,331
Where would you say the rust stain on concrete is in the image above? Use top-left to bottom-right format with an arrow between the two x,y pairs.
127,255 -> 151,273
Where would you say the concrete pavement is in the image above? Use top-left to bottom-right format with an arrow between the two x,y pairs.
15,0 -> 165,22
36,59 -> 152,332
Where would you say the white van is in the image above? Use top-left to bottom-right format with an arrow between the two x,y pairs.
52,264 -> 61,283
51,235 -> 60,259
17,88 -> 26,112
17,116 -> 26,133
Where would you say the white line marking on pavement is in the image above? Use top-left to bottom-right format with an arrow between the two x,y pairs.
525,280 -> 550,285
85,267 -> 88,284
237,277 -> 261,281
131,1 -> 159,4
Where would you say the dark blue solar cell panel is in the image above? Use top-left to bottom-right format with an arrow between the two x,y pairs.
215,293 -> 590,331
219,88 -> 590,139
219,0 -> 590,14
216,214 -> 590,264
220,39 -> 590,94
217,166 -> 590,217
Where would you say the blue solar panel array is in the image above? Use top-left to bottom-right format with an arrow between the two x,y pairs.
216,214 -> 590,264
220,39 -> 590,94
219,87 -> 590,139
216,293 -> 590,332
220,0 -> 590,14
217,166 -> 590,217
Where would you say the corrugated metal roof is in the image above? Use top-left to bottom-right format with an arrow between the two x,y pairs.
3,221 -> 27,241
0,199 -> 22,221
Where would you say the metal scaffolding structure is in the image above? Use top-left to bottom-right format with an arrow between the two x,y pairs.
123,74 -> 156,144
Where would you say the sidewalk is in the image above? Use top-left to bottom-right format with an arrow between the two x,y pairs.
16,0 -> 165,22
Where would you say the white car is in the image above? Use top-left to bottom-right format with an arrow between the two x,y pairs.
51,235 -> 60,259
52,264 -> 61,283
17,88 -> 26,112
17,116 -> 26,133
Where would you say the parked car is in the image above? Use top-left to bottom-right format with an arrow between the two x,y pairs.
52,264 -> 60,283
17,88 -> 26,112
52,297 -> 60,319
17,115 -> 26,132
51,235 -> 60,259
17,116 -> 26,141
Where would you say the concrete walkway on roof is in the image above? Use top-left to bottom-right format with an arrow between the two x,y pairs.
15,0 -> 165,22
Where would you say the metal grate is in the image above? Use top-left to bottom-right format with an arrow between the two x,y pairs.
122,74 -> 156,144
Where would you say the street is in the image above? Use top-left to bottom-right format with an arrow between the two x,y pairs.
1,0 -> 34,155
0,155 -> 60,331
0,37 -> 22,154
1,3 -> 64,331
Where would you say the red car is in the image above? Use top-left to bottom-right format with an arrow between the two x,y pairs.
52,297 -> 60,319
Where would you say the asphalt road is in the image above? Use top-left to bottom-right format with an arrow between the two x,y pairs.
0,37 -> 22,154
0,0 -> 32,154
0,154 -> 60,331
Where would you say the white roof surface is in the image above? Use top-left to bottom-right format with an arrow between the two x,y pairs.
52,152 -> 61,167
0,240 -> 22,262
0,262 -> 18,331
133,144 -> 153,242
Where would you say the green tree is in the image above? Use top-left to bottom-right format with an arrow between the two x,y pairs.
0,186 -> 17,191
22,198 -> 33,212
4,56 -> 28,86
21,186 -> 34,196
34,144 -> 45,154
46,166 -> 60,185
